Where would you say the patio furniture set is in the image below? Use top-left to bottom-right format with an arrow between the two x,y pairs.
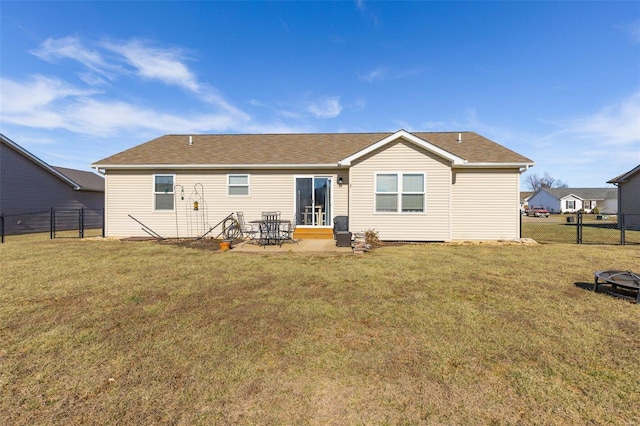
236,211 -> 296,247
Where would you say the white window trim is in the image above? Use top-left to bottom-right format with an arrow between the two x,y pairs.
374,172 -> 426,214
227,173 -> 250,197
153,174 -> 175,212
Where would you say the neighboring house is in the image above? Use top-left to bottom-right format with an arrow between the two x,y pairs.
91,130 -> 534,241
520,191 -> 534,213
0,133 -> 105,233
527,187 -> 618,214
608,165 -> 640,229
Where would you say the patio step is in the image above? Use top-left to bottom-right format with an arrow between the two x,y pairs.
293,228 -> 334,240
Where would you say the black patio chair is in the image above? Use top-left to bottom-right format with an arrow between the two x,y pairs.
236,211 -> 258,242
259,212 -> 282,247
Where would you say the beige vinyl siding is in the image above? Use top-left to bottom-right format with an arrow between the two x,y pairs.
104,169 -> 346,238
349,140 -> 451,241
451,169 -> 521,240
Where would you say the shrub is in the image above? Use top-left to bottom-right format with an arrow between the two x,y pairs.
365,229 -> 379,245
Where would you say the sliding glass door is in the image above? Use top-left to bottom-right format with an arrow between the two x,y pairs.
295,177 -> 332,226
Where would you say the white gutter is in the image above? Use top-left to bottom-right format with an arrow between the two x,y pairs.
453,162 -> 535,169
90,163 -> 341,170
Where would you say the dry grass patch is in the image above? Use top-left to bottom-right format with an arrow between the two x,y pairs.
1,238 -> 639,424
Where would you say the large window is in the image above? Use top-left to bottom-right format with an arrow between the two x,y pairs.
228,174 -> 249,196
154,175 -> 174,211
566,200 -> 575,210
375,173 -> 425,213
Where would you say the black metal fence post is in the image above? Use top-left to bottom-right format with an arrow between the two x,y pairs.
1,213 -> 4,243
50,207 -> 54,239
620,213 -> 625,245
576,212 -> 582,244
79,208 -> 84,239
102,208 -> 105,238
519,211 -> 522,239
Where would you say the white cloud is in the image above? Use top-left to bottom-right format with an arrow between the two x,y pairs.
30,36 -> 245,115
102,39 -> 199,92
32,36 -> 201,90
357,65 -> 423,83
622,20 -> 640,44
349,96 -> 367,112
401,93 -> 639,188
31,36 -> 119,80
307,96 -> 343,118
358,66 -> 387,83
0,75 -> 97,113
0,75 -> 249,136
3,35 -> 353,144
552,91 -> 640,147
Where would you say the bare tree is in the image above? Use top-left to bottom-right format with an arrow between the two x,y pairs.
525,172 -> 568,192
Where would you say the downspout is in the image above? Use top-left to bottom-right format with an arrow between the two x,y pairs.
93,166 -> 107,236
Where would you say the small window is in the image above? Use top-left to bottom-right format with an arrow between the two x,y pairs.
375,173 -> 425,213
154,175 -> 174,211
228,174 -> 249,196
566,200 -> 575,210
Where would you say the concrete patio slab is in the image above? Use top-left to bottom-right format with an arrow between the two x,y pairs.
230,238 -> 353,253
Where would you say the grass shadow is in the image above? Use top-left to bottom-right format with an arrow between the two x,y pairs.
577,281 -> 640,304
574,281 -> 595,292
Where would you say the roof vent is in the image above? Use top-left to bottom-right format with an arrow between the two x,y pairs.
457,133 -> 462,143
189,135 -> 193,146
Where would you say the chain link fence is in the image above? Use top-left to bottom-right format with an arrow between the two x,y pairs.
522,212 -> 640,245
1,208 -> 104,243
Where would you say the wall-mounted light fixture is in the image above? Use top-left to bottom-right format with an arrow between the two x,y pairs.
338,177 -> 343,185
193,201 -> 199,211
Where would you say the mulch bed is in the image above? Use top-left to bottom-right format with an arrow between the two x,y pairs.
157,238 -> 242,252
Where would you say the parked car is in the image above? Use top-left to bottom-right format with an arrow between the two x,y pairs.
527,206 -> 550,217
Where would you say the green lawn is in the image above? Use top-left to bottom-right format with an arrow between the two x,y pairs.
1,238 -> 639,425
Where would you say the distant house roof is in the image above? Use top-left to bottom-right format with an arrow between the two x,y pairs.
538,187 -> 617,201
52,166 -> 105,192
1,133 -> 104,192
520,191 -> 534,201
92,130 -> 534,169
608,165 -> 640,184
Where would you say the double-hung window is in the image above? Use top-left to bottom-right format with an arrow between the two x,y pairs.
228,174 -> 249,196
566,200 -> 575,210
154,175 -> 174,211
375,172 -> 425,213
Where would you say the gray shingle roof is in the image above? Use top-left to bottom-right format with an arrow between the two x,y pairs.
541,187 -> 617,200
53,167 -> 105,192
92,131 -> 533,167
608,165 -> 640,183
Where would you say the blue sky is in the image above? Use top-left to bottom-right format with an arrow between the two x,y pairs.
1,1 -> 639,189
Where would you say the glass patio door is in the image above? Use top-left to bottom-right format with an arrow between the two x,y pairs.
295,177 -> 332,226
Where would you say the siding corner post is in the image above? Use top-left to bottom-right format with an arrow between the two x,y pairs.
1,213 -> 5,243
